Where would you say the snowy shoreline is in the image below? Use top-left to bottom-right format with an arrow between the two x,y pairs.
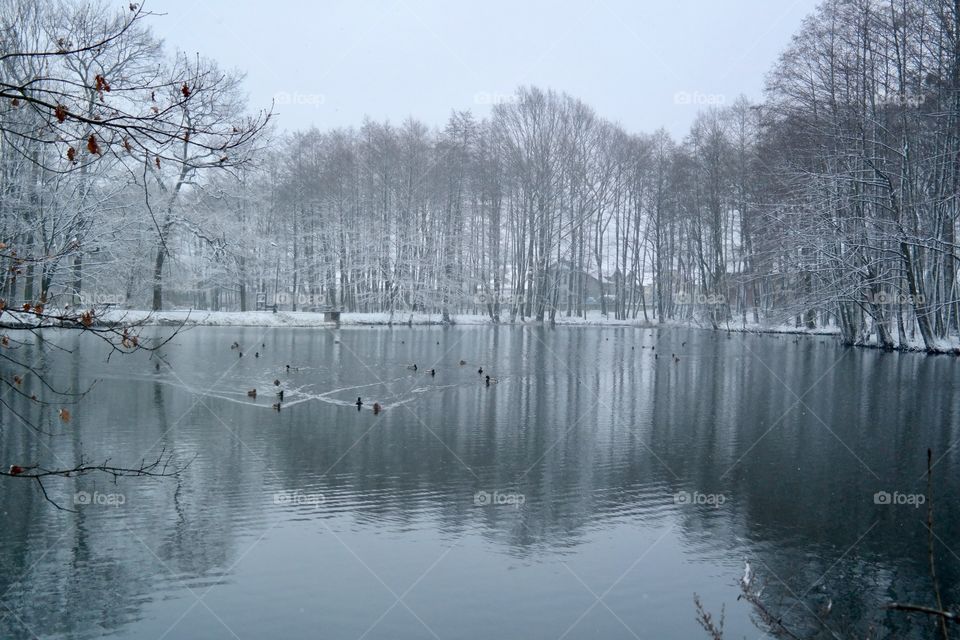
94,309 -> 836,332
4,308 -> 956,353
110,310 -> 960,354
97,309 -> 657,328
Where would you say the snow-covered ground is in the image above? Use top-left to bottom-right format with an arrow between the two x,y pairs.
717,320 -> 840,336
97,309 -> 843,330
4,308 -> 957,352
106,309 -> 787,328
89,309 -> 658,327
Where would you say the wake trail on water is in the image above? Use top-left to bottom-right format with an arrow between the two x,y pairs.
102,371 -> 463,412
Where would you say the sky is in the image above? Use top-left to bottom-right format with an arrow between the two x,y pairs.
148,0 -> 821,139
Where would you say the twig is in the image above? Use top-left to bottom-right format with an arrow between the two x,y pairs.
927,448 -> 950,640
738,585 -> 803,640
694,593 -> 725,639
886,602 -> 958,623
2,449 -> 192,511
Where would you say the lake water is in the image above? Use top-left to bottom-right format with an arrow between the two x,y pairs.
1,326 -> 958,639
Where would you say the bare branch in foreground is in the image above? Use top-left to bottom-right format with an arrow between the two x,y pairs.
1,448 -> 192,511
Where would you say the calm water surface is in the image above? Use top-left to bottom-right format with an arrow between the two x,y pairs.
1,326 -> 958,639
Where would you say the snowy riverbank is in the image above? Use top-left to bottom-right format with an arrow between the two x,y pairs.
108,310 -> 960,353
92,309 -> 658,328
95,309 -> 834,330
4,308 -> 957,352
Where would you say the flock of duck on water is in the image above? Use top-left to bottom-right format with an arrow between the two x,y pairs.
224,332 -> 710,416
354,361 -> 498,415
221,331 -> 822,413
174,331 -> 823,418
231,328 -> 857,414
227,339 -> 501,415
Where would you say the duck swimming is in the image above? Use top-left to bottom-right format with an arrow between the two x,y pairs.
356,397 -> 363,409
373,402 -> 382,414
247,389 -> 257,398
407,363 -> 418,371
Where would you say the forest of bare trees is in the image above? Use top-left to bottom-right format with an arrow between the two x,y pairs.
3,0 -> 960,351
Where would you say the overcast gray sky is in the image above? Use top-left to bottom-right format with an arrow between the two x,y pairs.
150,0 -> 820,138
